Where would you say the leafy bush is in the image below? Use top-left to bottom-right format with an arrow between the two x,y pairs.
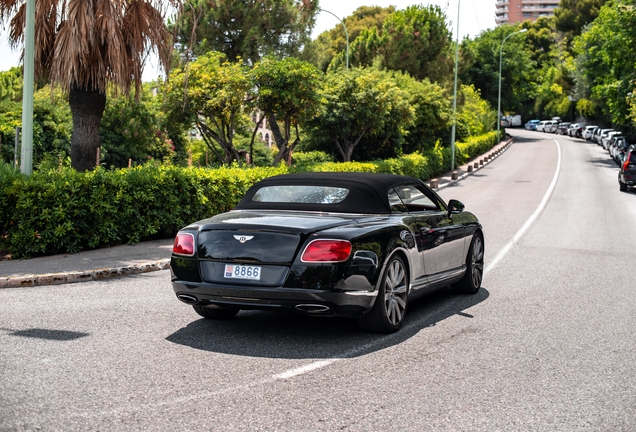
0,131 -> 498,258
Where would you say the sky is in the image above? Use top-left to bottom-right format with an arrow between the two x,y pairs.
0,0 -> 495,81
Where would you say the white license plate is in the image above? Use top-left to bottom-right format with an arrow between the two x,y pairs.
224,265 -> 261,280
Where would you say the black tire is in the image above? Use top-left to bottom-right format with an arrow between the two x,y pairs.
193,305 -> 240,320
620,181 -> 628,192
358,255 -> 409,333
452,233 -> 484,295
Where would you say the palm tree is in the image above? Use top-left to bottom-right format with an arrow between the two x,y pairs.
0,0 -> 179,171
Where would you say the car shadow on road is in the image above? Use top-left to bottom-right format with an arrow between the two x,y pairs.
587,156 -> 620,170
165,287 -> 489,359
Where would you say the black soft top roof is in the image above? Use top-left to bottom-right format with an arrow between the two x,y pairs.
234,172 -> 424,214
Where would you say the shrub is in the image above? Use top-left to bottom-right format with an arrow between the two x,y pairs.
0,131 -> 499,258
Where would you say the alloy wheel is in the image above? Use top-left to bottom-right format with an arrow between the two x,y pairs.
384,259 -> 407,326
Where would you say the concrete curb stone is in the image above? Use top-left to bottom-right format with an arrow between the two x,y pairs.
1,259 -> 170,289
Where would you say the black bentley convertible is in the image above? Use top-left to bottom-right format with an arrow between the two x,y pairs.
171,172 -> 484,333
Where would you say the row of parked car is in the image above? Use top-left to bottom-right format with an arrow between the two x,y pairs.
524,118 -> 636,192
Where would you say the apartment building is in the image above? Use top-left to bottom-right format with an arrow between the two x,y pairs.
495,0 -> 560,25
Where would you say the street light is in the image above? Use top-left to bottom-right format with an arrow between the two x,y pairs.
497,28 -> 527,143
449,0 -> 461,172
318,9 -> 349,70
20,0 -> 35,175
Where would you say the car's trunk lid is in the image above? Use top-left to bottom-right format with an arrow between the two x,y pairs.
196,211 -> 358,264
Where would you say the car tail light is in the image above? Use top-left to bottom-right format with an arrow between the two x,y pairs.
624,159 -> 630,171
173,232 -> 195,256
301,239 -> 352,263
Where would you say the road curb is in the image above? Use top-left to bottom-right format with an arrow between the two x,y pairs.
435,137 -> 513,191
0,259 -> 171,289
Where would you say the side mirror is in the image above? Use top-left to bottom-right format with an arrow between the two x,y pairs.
448,199 -> 465,215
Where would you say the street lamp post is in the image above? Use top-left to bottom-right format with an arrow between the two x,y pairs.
318,9 -> 349,70
450,0 -> 461,172
497,28 -> 527,143
20,0 -> 35,175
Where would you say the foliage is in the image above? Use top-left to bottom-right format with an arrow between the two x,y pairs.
0,163 -> 287,258
456,85 -> 497,140
574,0 -> 636,129
305,67 -> 414,162
555,0 -> 607,40
0,0 -> 176,171
392,72 -> 452,152
0,67 -> 22,102
0,131 -> 499,259
165,52 -> 253,165
301,6 -> 395,72
175,0 -> 318,64
99,94 -> 174,169
339,5 -> 452,84
460,24 -> 536,116
0,86 -> 72,167
251,56 -> 323,165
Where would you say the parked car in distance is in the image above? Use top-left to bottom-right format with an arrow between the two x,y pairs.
583,125 -> 598,140
602,131 -> 621,150
547,120 -> 560,133
536,120 -> 549,132
170,173 -> 484,333
568,123 -> 585,137
525,119 -> 541,130
615,139 -> 632,165
608,135 -> 624,160
595,128 -> 614,145
557,122 -> 572,135
573,123 -> 587,138
619,149 -> 636,192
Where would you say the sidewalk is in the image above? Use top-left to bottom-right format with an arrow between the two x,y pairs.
0,137 -> 513,289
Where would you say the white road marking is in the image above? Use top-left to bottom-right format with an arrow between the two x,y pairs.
484,139 -> 562,275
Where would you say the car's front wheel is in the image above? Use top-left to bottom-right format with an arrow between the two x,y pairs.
193,305 -> 240,320
452,233 -> 484,295
359,255 -> 408,333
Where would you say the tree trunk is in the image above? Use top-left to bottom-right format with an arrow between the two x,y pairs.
69,85 -> 106,171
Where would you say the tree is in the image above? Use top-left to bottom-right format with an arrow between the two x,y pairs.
301,5 -> 395,72
460,25 -> 536,116
307,67 -> 414,162
341,5 -> 452,84
555,0 -> 607,40
100,90 -> 174,168
0,67 -> 22,102
251,56 -> 322,165
175,0 -> 318,64
165,51 -> 253,165
574,0 -> 636,129
392,73 -> 452,153
0,0 -> 177,171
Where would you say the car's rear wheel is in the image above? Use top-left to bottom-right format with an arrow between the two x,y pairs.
452,233 -> 484,295
193,305 -> 240,320
620,181 -> 628,192
359,255 -> 408,333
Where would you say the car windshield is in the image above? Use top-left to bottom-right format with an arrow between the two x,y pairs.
252,185 -> 350,204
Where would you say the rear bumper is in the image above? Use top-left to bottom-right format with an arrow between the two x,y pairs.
172,281 -> 377,318
619,172 -> 634,186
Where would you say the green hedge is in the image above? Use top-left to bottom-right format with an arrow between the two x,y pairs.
0,131 -> 500,258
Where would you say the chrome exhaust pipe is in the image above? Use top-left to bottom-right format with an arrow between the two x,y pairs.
295,304 -> 330,313
177,294 -> 198,304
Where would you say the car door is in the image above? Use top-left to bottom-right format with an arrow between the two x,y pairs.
390,184 -> 466,279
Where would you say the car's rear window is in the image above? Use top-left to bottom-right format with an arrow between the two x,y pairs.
252,186 -> 350,204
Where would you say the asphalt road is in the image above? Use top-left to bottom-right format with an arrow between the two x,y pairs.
2,129 -> 636,431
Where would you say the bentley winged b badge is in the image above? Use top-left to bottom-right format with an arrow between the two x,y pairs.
233,235 -> 254,244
